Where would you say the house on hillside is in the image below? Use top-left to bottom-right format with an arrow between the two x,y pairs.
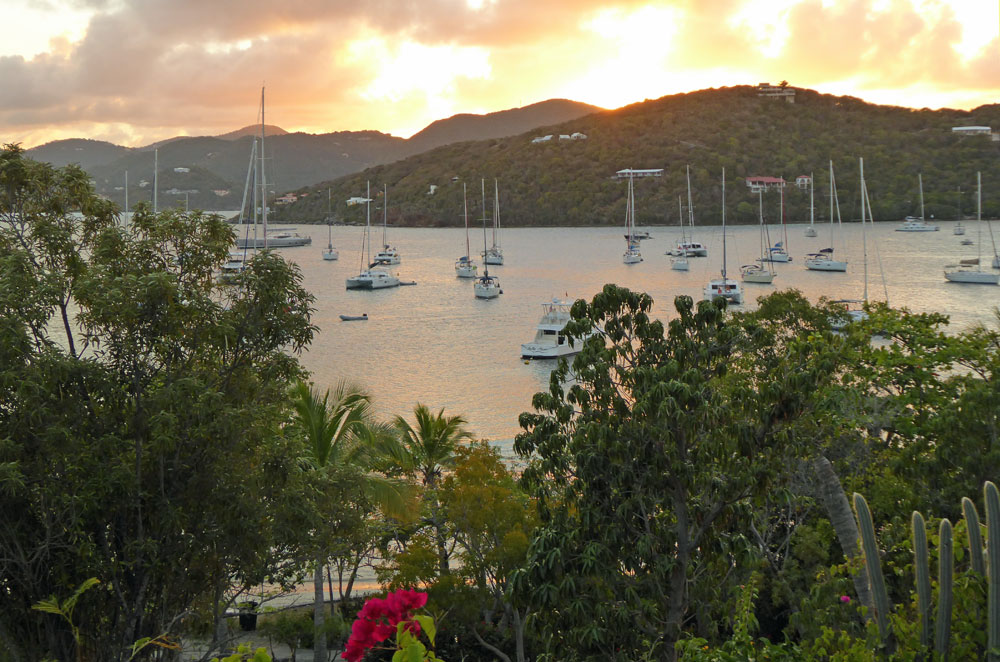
531,135 -> 553,143
615,168 -> 663,179
276,194 -> 298,205
756,82 -> 796,103
952,126 -> 991,135
428,185 -> 438,195
795,175 -> 811,190
570,132 -> 588,140
346,196 -> 369,206
746,176 -> 786,193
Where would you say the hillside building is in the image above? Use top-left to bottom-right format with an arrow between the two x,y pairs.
173,167 -> 190,173
757,83 -> 795,103
746,176 -> 786,193
615,168 -> 663,179
952,126 -> 991,135
531,135 -> 553,143
795,175 -> 811,190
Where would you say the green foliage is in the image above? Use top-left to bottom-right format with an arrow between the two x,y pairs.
211,644 -> 272,662
513,287 -> 845,660
0,145 -> 317,661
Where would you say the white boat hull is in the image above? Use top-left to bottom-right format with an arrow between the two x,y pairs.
671,258 -> 689,271
623,251 -> 643,264
322,250 -> 338,261
455,264 -> 477,278
944,270 -> 999,284
804,227 -> 818,237
345,270 -> 400,290
954,225 -> 965,236
237,234 -> 312,248
474,283 -> 501,299
704,279 -> 743,304
742,271 -> 774,284
374,252 -> 400,265
760,253 -> 792,263
805,259 -> 847,272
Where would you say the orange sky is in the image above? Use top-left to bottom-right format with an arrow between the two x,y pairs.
2,0 -> 997,148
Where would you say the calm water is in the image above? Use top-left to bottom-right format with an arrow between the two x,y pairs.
252,220 -> 1000,452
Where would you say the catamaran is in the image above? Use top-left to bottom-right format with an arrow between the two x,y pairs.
345,181 -> 400,290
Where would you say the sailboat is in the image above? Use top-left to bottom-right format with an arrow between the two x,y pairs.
897,174 -> 939,231
669,165 -> 708,257
670,196 -> 689,271
455,184 -> 478,278
804,173 -> 818,237
622,170 -> 643,264
345,181 -> 400,290
741,187 -> 775,284
482,179 -> 504,265
236,88 -> 311,249
805,160 -> 848,272
760,183 -> 791,262
944,172 -> 999,284
322,188 -> 338,261
474,181 -> 502,298
831,158 -> 874,329
704,169 -> 743,304
373,184 -> 400,265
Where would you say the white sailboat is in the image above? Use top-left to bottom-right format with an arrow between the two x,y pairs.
804,173 -> 818,237
805,160 -> 848,272
897,174 -> 939,231
474,181 -> 501,299
704,169 -> 743,304
670,196 -> 689,271
742,188 -> 775,284
345,181 -> 400,290
669,165 -> 708,257
482,179 -> 504,265
322,188 -> 338,261
622,170 -> 642,264
222,136 -> 261,281
455,184 -> 478,278
944,172 -> 999,285
373,184 -> 400,265
760,183 -> 791,262
830,159 -> 873,329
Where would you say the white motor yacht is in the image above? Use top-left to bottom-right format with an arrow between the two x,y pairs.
374,245 -> 400,265
898,216 -> 939,232
521,299 -> 596,359
237,229 -> 312,248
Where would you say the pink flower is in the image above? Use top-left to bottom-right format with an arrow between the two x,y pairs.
342,589 -> 429,662
840,595 -> 851,604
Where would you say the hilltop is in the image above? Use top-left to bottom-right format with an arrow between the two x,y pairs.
24,99 -> 598,211
273,86 -> 1000,228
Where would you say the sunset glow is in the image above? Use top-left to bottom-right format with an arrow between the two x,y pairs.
1,0 -> 996,147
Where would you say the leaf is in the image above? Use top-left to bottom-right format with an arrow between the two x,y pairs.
414,614 -> 436,646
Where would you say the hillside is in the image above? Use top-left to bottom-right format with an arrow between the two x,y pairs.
272,86 -> 1000,228
25,99 -> 598,210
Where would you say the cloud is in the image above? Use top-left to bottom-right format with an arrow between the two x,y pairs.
1,0 -> 997,148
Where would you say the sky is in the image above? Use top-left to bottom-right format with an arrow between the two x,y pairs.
2,0 -> 997,148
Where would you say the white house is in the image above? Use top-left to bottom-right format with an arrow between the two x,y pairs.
428,185 -> 438,195
615,168 -> 663,179
173,167 -> 190,173
276,194 -> 298,205
346,196 -> 370,206
795,175 -> 811,190
746,176 -> 786,193
531,135 -> 553,143
558,134 -> 572,140
952,126 -> 991,135
570,132 -> 588,140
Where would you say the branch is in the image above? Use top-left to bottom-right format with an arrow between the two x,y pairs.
472,626 -> 512,662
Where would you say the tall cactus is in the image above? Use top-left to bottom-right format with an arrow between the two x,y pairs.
986,482 -> 1000,661
854,492 -> 893,650
963,497 -> 986,575
936,518 -> 953,661
912,511 -> 932,654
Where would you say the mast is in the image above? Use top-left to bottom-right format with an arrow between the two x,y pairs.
721,168 -> 727,279
153,149 -> 158,214
327,188 -> 333,250
860,158 -> 868,304
629,172 -> 636,243
686,165 -> 694,234
364,181 -> 371,270
493,179 -> 500,249
810,171 -> 815,229
260,86 -> 268,249
977,171 -> 983,267
780,180 -> 788,248
124,170 -> 128,230
382,183 -> 388,248
918,173 -> 925,221
464,183 -> 470,259
481,181 -> 490,278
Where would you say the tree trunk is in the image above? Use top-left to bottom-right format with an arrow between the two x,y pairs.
513,607 -> 527,662
314,555 -> 327,662
813,455 -> 875,620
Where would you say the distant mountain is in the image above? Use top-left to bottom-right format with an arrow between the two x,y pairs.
215,124 -> 289,141
404,99 -> 601,154
25,139 -> 131,169
272,86 -> 1000,228
25,99 -> 603,211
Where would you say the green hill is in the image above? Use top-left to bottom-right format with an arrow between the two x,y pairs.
272,86 -> 1000,228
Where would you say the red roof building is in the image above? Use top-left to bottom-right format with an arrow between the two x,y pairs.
745,176 -> 786,192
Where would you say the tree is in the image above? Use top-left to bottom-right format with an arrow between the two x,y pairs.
290,380 -> 407,662
0,145 -> 316,661
512,286 -> 843,661
386,405 -> 474,576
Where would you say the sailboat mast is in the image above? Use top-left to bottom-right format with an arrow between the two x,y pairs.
721,168 -> 727,279
464,183 -> 470,259
860,158 -> 868,304
493,179 -> 499,248
780,181 -> 788,247
153,149 -> 158,214
482,182 -> 490,277
678,196 -> 685,241
918,173 -> 925,222
686,165 -> 694,232
383,184 -> 388,248
124,170 -> 128,230
364,181 -> 371,269
977,172 -> 983,266
260,87 -> 268,249
810,171 -> 814,228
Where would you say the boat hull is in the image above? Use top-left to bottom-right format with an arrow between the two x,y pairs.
623,252 -> 643,264
474,284 -> 501,299
671,258 -> 689,271
944,270 -> 1000,284
805,259 -> 847,272
742,272 -> 774,284
455,264 -> 477,278
237,235 -> 312,248
323,250 -> 338,261
704,279 -> 743,304
804,227 -> 818,237
345,271 -> 400,290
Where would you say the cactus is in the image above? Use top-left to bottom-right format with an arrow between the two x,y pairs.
986,482 -> 1000,662
854,492 -> 893,649
963,497 -> 986,575
913,511 -> 932,654
936,518 -> 953,661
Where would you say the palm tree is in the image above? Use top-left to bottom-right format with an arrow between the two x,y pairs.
387,404 -> 474,576
291,380 -> 406,662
